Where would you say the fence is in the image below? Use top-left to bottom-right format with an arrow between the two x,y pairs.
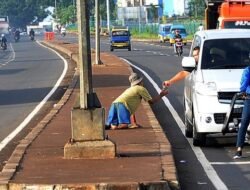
66,19 -> 204,37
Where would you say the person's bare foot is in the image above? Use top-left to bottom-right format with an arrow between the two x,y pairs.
128,124 -> 142,129
111,125 -> 118,130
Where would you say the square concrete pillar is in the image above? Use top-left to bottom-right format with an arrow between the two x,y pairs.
71,107 -> 105,141
64,140 -> 116,159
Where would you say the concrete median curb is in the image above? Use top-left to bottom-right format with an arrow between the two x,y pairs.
0,40 -> 179,190
42,40 -> 179,190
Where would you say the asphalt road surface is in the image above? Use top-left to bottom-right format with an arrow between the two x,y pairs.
30,33 -> 250,189
0,34 -> 68,169
97,36 -> 250,190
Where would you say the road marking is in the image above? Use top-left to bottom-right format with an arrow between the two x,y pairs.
0,41 -> 68,152
121,58 -> 228,190
211,161 -> 250,165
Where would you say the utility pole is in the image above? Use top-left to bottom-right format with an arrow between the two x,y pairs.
106,0 -> 110,34
77,0 -> 92,108
95,0 -> 102,65
138,0 -> 142,34
64,0 -> 115,159
55,0 -> 57,19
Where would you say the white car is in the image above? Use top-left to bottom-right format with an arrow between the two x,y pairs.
182,29 -> 250,146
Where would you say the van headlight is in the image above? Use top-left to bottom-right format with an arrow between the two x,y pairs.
195,82 -> 217,95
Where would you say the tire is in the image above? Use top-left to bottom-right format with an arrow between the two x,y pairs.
160,37 -> 163,43
128,46 -> 131,51
185,116 -> 193,138
110,46 -> 113,51
177,48 -> 181,56
192,117 -> 206,146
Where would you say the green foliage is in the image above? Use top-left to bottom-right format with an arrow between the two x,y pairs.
0,1 -> 117,29
188,0 -> 206,19
0,0 -> 55,28
56,5 -> 76,25
88,1 -> 117,21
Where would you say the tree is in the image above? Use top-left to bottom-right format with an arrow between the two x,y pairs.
57,5 -> 75,25
0,0 -> 54,28
148,4 -> 158,23
188,0 -> 206,19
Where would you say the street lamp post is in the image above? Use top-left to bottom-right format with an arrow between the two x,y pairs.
95,0 -> 102,65
55,0 -> 57,19
106,0 -> 110,34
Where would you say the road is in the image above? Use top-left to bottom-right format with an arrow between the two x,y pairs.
86,35 -> 250,190
3,32 -> 250,189
0,34 -> 68,168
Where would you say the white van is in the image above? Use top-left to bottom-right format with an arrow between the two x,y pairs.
182,29 -> 250,146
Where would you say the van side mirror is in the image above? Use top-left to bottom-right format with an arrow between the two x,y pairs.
182,57 -> 196,72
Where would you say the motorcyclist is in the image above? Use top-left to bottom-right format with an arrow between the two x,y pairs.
29,29 -> 35,40
14,29 -> 20,41
173,30 -> 183,53
1,34 -> 7,49
61,27 -> 66,37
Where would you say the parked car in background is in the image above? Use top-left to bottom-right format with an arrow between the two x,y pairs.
158,23 -> 172,43
168,24 -> 188,46
182,29 -> 250,146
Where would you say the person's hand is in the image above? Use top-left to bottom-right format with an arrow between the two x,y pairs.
160,90 -> 168,97
163,80 -> 171,87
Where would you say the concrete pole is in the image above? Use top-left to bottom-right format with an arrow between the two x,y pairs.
77,0 -> 93,109
65,0 -> 116,160
138,0 -> 141,34
55,0 -> 57,19
106,0 -> 110,34
95,0 -> 102,65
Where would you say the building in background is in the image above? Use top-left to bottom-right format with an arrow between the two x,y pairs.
163,0 -> 186,17
0,16 -> 10,34
116,0 -> 188,24
116,0 -> 163,23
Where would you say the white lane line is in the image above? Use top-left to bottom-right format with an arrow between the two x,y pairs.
211,161 -> 250,165
120,57 -> 228,190
0,41 -> 68,152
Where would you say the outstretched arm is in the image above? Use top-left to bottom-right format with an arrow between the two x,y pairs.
148,90 -> 168,104
163,71 -> 189,87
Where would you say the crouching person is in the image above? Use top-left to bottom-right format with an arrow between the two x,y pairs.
106,72 -> 168,130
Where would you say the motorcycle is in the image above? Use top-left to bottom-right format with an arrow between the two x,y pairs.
30,34 -> 35,41
1,43 -> 7,50
61,30 -> 66,37
14,35 -> 20,42
174,38 -> 183,56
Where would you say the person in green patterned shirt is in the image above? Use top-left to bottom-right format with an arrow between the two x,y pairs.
106,72 -> 168,130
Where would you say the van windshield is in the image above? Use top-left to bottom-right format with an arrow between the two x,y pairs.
163,26 -> 170,32
112,30 -> 129,36
201,38 -> 250,69
171,28 -> 186,33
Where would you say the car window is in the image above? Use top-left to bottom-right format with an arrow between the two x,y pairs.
190,35 -> 201,56
171,28 -> 186,34
163,26 -> 170,32
201,38 -> 250,69
112,31 -> 129,36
